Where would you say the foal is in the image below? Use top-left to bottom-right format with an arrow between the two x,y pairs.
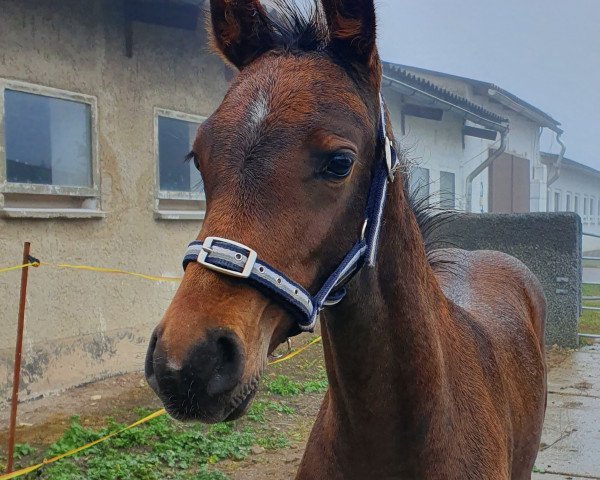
146,1 -> 547,478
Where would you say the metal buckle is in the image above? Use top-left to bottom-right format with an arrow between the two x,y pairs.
197,237 -> 257,279
384,136 -> 395,182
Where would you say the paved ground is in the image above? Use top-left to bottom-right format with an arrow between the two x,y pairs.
533,343 -> 600,479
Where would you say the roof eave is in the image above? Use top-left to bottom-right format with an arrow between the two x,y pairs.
382,74 -> 508,133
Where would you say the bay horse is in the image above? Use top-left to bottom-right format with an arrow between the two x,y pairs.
145,1 -> 547,478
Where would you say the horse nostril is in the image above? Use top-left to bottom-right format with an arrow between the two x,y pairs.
145,328 -> 159,392
216,336 -> 237,368
205,332 -> 244,396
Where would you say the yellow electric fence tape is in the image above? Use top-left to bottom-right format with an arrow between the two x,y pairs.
0,263 -> 38,274
44,263 -> 182,283
0,409 -> 166,480
0,336 -> 322,479
0,261 -> 181,282
269,336 -> 322,365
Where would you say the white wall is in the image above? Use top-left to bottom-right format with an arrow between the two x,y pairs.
550,166 -> 600,252
383,78 -> 545,213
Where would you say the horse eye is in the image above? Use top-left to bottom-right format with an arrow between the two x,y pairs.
323,154 -> 354,180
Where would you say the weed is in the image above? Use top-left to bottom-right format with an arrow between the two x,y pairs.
247,401 -> 295,422
21,408 -> 284,479
14,443 -> 36,459
266,375 -> 302,396
302,379 -> 328,394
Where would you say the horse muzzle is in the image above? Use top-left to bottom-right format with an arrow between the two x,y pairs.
145,326 -> 253,423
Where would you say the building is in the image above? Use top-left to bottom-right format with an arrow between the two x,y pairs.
543,153 -> 600,252
382,63 -> 565,214
0,1 -> 589,400
0,0 -> 228,401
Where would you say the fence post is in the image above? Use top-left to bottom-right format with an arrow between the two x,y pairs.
6,242 -> 32,474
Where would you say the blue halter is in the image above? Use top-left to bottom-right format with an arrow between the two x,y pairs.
182,94 -> 400,334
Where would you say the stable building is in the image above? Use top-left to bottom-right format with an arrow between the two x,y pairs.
0,0 -> 585,401
543,153 -> 600,252
382,63 -> 565,214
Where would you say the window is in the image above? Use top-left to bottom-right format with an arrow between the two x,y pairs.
566,193 -> 571,212
409,167 -> 430,205
554,191 -> 561,212
591,197 -> 596,223
0,80 -> 100,218
440,171 -> 456,209
574,195 -> 580,215
154,108 -> 206,220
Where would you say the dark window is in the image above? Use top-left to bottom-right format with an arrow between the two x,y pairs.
4,89 -> 92,187
554,192 -> 561,212
440,171 -> 455,209
158,116 -> 202,193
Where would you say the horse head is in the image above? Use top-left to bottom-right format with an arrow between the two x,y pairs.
145,0 -> 394,423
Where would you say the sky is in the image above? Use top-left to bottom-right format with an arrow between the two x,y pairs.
375,0 -> 600,169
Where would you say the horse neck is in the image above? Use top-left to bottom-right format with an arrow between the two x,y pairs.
320,179 -> 449,459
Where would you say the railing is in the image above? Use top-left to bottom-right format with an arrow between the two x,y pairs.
580,232 -> 600,341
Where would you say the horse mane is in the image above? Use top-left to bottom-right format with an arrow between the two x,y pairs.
408,188 -> 463,272
264,0 -> 329,53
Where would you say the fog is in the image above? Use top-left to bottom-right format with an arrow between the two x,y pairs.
377,0 -> 600,169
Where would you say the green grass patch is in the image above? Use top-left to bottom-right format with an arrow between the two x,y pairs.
265,372 -> 329,396
12,404 -> 296,480
265,376 -> 302,396
580,283 -> 600,335
246,400 -> 295,423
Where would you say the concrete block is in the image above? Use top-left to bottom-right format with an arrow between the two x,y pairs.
434,213 -> 582,347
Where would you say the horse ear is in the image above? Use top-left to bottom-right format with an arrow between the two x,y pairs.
209,0 -> 274,69
321,0 -> 378,67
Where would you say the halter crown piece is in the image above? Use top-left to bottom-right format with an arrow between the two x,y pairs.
182,93 -> 400,335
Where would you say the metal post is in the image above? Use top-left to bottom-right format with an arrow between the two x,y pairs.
6,242 -> 31,474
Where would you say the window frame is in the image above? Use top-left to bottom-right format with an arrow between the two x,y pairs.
553,190 -> 562,212
153,107 -> 207,220
0,79 -> 100,199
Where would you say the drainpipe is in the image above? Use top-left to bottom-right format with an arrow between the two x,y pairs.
465,129 -> 507,213
547,130 -> 566,187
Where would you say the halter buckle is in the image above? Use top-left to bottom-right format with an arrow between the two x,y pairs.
198,237 -> 257,279
384,136 -> 395,182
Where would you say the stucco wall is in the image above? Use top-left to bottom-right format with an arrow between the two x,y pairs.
0,0 -> 228,400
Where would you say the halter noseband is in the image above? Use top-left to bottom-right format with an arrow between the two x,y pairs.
182,93 -> 400,334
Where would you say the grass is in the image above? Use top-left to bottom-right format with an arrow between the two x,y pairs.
0,336 -> 329,479
265,369 -> 328,397
580,283 -> 600,335
0,401 -> 297,480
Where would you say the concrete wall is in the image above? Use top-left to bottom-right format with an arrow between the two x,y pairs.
434,213 -> 582,348
0,0 -> 228,400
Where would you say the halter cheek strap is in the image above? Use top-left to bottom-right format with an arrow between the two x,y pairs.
182,94 -> 400,333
